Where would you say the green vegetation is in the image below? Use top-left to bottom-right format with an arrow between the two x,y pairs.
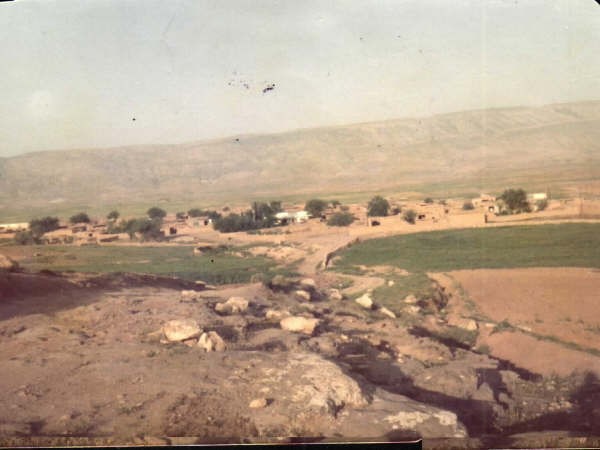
402,209 -> 416,224
367,195 -> 390,217
305,199 -> 328,217
499,188 -> 531,214
462,201 -> 475,210
30,216 -> 60,236
327,212 -> 355,227
147,207 -> 167,220
107,210 -> 120,221
175,211 -> 187,220
332,223 -> 600,272
536,199 -> 549,211
11,245 -> 290,285
70,212 -> 90,224
369,272 -> 434,316
424,197 -> 434,204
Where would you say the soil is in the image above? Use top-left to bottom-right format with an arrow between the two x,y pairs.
445,268 -> 600,377
2,268 -> 600,448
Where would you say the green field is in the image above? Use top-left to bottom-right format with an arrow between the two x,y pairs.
331,223 -> 600,273
8,245 -> 295,285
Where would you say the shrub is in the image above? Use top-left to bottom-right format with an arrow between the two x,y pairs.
305,199 -> 328,218
424,197 -> 434,204
123,218 -> 164,241
462,201 -> 475,210
175,211 -> 187,220
403,209 -> 416,224
70,212 -> 90,224
499,188 -> 530,214
147,207 -> 167,220
107,210 -> 120,221
330,200 -> 341,208
367,195 -> 390,217
391,206 -> 401,215
327,212 -> 355,227
14,230 -> 36,245
29,217 -> 60,238
536,199 -> 548,211
188,208 -> 204,218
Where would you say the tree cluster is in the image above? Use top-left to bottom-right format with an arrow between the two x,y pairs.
327,212 -> 355,227
212,201 -> 281,233
499,189 -> 531,214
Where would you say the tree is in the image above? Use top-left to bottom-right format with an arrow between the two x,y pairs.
535,199 -> 548,211
403,209 -> 416,224
367,196 -> 390,217
147,207 -> 167,220
499,189 -> 530,214
305,199 -> 328,218
188,208 -> 204,218
327,212 -> 355,227
123,217 -> 164,241
14,230 -> 36,245
29,216 -> 60,238
462,201 -> 475,210
70,212 -> 90,224
107,210 -> 120,221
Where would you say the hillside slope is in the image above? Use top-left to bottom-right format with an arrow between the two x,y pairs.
1,101 -> 599,218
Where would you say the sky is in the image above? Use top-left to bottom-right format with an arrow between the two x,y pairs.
1,0 -> 599,157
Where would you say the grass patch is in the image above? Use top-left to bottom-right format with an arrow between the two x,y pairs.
370,272 -> 434,316
332,223 -> 600,272
491,319 -> 515,335
7,244 -> 284,285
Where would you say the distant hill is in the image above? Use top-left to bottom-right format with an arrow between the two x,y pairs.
1,101 -> 599,220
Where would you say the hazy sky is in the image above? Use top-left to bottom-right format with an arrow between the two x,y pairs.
1,0 -> 599,156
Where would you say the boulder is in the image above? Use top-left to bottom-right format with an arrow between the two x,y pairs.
215,296 -> 249,315
249,398 -> 268,409
180,290 -> 199,302
406,305 -> 421,315
198,331 -> 226,352
387,280 -> 395,287
265,309 -> 290,320
294,290 -> 311,302
300,278 -> 317,290
379,306 -> 397,319
329,289 -> 343,301
162,319 -> 202,342
280,316 -> 319,335
448,317 -> 478,331
355,293 -> 373,309
404,294 -> 418,304
0,254 -> 19,272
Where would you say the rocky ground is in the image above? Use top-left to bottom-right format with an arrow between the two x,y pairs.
1,253 -> 600,448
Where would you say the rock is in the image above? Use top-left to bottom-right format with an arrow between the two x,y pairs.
280,316 -> 319,335
448,317 -> 478,331
198,331 -> 227,352
215,296 -> 249,315
195,280 -> 206,288
406,305 -> 421,315
265,309 -> 290,320
286,353 -> 368,413
182,338 -> 197,347
294,290 -> 311,302
355,293 -> 373,309
404,294 -> 418,304
0,254 -> 19,272
162,319 -> 202,342
379,306 -> 397,319
329,288 -> 343,301
300,278 -> 317,290
249,398 -> 268,409
388,280 -> 395,287
180,290 -> 199,302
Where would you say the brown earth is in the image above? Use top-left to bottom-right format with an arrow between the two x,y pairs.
441,268 -> 600,377
2,269 -> 600,448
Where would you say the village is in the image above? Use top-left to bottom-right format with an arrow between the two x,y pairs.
0,190 -> 578,251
